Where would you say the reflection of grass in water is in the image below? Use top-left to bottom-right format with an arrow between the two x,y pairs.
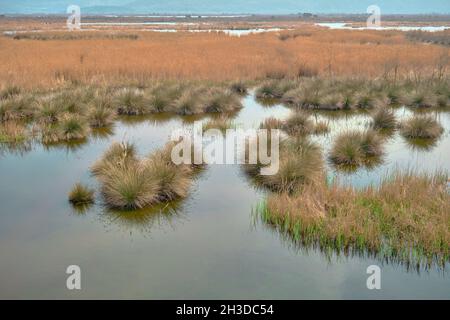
255,97 -> 280,107
42,138 -> 89,153
100,200 -> 185,234
253,170 -> 450,271
403,137 -> 440,152
70,202 -> 94,215
90,126 -> 115,140
0,140 -> 32,157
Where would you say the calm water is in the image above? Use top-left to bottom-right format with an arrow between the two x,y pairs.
0,93 -> 449,299
316,22 -> 450,32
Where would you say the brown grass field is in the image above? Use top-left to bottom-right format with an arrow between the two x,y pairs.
1,24 -> 448,88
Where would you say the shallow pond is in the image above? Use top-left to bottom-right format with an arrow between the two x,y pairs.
0,92 -> 449,299
316,22 -> 450,32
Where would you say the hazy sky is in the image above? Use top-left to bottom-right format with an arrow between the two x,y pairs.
1,0 -> 449,14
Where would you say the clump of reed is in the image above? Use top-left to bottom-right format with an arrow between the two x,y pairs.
0,121 -> 28,143
171,89 -> 204,115
282,112 -> 315,135
91,141 -> 137,176
354,91 -> 379,109
244,138 -> 324,194
68,183 -> 95,206
230,81 -> 248,95
0,94 -> 35,121
91,141 -> 197,210
114,88 -> 149,115
402,90 -> 438,108
371,107 -> 397,130
36,98 -> 64,124
87,96 -> 116,128
329,130 -> 384,168
41,115 -> 89,144
399,115 -> 444,139
255,170 -> 450,268
0,86 -> 22,100
147,83 -> 184,113
204,88 -> 243,113
256,80 -> 297,100
53,90 -> 88,115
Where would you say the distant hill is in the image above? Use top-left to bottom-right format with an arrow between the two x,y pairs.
1,0 -> 449,15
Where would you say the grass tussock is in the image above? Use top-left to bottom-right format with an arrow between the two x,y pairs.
0,121 -> 28,143
68,183 -> 95,206
0,94 -> 35,121
371,107 -> 397,130
282,112 -> 315,135
256,170 -> 450,268
0,86 -> 22,100
114,88 -> 149,115
87,96 -> 116,128
400,115 -> 444,139
244,138 -> 324,193
329,130 -> 384,168
256,80 -> 297,100
230,81 -> 248,95
91,141 -> 198,210
41,115 -> 89,143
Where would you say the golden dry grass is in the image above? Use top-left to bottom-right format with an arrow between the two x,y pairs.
1,26 -> 448,88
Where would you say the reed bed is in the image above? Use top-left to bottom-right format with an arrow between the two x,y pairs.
1,28 -> 448,87
254,170 -> 450,268
0,82 -> 243,146
406,30 -> 450,46
263,78 -> 450,111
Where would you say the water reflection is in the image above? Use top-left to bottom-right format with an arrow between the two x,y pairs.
255,214 -> 448,274
403,136 -> 441,152
99,200 -> 187,235
42,138 -> 89,153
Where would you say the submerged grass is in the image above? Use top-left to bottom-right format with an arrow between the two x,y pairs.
254,170 -> 450,269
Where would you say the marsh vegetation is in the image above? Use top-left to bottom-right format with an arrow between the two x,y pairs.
254,170 -> 450,269
0,23 -> 449,287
